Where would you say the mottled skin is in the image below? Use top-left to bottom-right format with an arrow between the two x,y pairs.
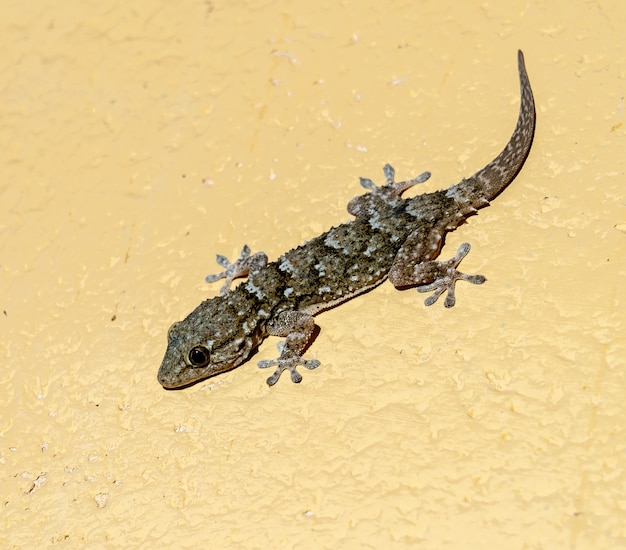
158,50 -> 536,389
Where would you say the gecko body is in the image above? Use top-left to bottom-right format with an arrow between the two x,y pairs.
158,50 -> 535,389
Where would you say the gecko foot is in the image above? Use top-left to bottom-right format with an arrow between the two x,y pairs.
359,163 -> 431,198
417,243 -> 486,308
349,165 -> 431,218
258,354 -> 321,386
205,245 -> 268,295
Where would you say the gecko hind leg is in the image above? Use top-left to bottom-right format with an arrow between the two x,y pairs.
415,243 -> 486,308
349,165 -> 431,218
205,244 -> 268,295
359,163 -> 432,198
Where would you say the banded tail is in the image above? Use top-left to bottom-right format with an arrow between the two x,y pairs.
448,50 -> 536,207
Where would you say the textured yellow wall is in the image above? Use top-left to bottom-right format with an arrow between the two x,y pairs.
2,1 -> 625,548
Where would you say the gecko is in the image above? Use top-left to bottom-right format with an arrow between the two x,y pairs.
158,50 -> 536,389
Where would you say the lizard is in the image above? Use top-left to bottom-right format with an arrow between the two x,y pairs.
158,50 -> 536,389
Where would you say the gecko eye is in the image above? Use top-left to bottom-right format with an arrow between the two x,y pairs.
188,346 -> 211,368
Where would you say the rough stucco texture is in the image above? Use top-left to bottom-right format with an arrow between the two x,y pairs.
1,1 -> 625,548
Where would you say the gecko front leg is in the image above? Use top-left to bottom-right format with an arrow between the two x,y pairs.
257,311 -> 321,386
205,244 -> 268,295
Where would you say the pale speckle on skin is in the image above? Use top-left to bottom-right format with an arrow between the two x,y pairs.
279,258 -> 295,272
364,244 -> 377,256
245,280 -> 265,300
324,234 -> 342,249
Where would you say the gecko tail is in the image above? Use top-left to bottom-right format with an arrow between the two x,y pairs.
447,50 -> 536,207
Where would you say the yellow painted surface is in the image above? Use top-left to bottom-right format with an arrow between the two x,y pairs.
1,1 -> 625,547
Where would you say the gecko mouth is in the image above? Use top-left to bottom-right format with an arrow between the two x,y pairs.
157,354 -> 245,390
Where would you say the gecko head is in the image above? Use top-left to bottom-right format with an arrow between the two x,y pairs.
157,295 -> 259,389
